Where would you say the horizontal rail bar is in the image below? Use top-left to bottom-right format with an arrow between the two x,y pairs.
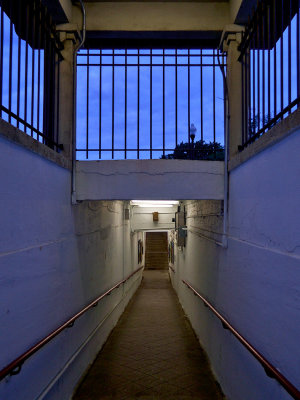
182,279 -> 300,400
77,63 -> 225,67
76,148 -> 215,152
1,107 -> 63,150
78,53 -> 220,57
0,266 -> 143,381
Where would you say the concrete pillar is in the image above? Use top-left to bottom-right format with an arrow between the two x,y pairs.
223,30 -> 244,158
56,29 -> 78,159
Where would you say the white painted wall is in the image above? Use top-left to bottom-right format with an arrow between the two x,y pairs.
131,205 -> 177,231
0,135 -> 143,400
171,129 -> 300,400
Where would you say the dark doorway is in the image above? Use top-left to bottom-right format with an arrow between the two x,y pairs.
145,232 -> 168,270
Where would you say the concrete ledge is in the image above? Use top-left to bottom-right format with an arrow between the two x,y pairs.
229,108 -> 300,171
0,119 -> 72,170
76,160 -> 224,200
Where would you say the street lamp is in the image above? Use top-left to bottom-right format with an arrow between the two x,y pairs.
190,123 -> 197,159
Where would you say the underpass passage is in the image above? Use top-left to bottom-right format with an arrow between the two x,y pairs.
73,270 -> 224,399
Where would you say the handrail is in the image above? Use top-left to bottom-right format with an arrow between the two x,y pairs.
0,266 -> 143,381
182,279 -> 300,400
169,266 -> 175,274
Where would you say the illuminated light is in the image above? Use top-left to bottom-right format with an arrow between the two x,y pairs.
130,200 -> 179,208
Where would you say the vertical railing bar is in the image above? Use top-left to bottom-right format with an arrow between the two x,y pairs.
56,52 -> 60,147
242,48 -> 245,145
48,14 -> 53,142
8,8 -> 13,124
31,0 -> 36,137
200,49 -> 203,141
86,49 -> 89,159
0,8 -> 3,119
17,3 -> 22,129
25,4 -> 29,135
257,4 -> 260,132
280,0 -> 284,116
37,1 -> 41,136
252,24 -> 256,138
42,4 -> 46,142
112,48 -> 114,159
223,51 -> 227,151
137,49 -> 139,159
150,48 -> 152,159
50,16 -> 56,144
17,39 -> 21,126
99,49 -> 102,159
262,1 -> 265,131
188,49 -> 190,148
245,35 -> 249,143
124,48 -> 127,159
274,0 -> 277,116
298,0 -> 300,106
49,15 -> 55,144
163,48 -> 165,157
247,44 -> 251,142
242,50 -> 249,145
175,48 -> 178,147
213,49 -> 216,145
288,0 -> 292,113
267,1 -> 271,123
244,47 -> 247,145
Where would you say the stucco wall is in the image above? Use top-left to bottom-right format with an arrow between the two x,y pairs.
0,135 -> 143,400
171,128 -> 300,400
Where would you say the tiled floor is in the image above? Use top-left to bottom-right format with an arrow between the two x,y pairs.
73,270 -> 224,400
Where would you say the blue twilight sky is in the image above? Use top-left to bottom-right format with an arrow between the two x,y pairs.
76,49 -> 226,160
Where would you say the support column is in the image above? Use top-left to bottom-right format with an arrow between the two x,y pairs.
222,28 -> 244,158
56,27 -> 80,159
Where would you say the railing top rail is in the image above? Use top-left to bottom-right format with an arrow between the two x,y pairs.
182,279 -> 300,400
0,266 -> 143,381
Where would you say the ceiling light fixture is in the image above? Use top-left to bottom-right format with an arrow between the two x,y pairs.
130,200 -> 179,208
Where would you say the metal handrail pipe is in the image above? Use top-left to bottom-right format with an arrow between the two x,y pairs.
182,279 -> 300,400
0,266 -> 143,381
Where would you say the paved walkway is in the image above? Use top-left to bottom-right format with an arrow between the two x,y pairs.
73,270 -> 224,400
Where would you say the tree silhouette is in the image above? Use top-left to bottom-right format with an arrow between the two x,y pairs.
162,140 -> 224,160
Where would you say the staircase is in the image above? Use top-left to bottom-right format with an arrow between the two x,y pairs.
145,232 -> 168,270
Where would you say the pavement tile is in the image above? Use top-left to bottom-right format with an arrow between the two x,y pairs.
73,270 -> 224,400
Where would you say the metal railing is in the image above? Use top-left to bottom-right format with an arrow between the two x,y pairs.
0,266 -> 143,381
76,48 -> 226,160
182,279 -> 300,400
0,0 -> 63,151
239,0 -> 300,150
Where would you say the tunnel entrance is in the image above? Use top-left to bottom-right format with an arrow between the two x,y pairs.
145,231 -> 169,270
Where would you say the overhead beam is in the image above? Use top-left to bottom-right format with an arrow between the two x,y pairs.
76,160 -> 224,201
73,2 -> 230,32
84,30 -> 223,49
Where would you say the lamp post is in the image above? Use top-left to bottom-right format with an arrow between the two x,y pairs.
190,123 -> 197,159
